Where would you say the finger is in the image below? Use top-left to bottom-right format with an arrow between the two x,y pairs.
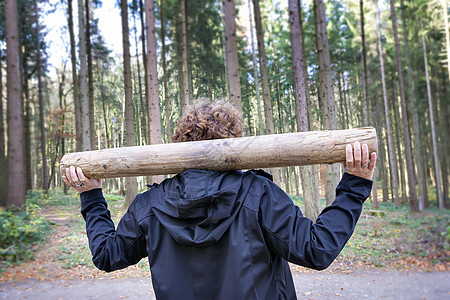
70,166 -> 80,184
346,144 -> 354,169
368,152 -> 377,171
62,175 -> 73,187
65,168 -> 75,186
353,141 -> 361,165
362,144 -> 369,165
76,167 -> 87,182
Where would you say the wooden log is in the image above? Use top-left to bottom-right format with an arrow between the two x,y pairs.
60,127 -> 377,179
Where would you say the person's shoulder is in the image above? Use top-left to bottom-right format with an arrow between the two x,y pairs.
245,169 -> 273,182
128,187 -> 159,215
241,169 -> 278,198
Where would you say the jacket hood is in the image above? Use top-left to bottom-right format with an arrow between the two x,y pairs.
150,169 -> 252,247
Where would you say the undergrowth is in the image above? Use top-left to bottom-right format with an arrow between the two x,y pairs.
0,203 -> 51,271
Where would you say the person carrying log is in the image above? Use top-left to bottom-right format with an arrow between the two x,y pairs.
63,100 -> 377,300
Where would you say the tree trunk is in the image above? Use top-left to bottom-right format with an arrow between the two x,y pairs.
439,67 -> 449,208
22,56 -> 32,191
139,0 -> 149,144
78,0 -> 90,151
442,0 -> 450,83
400,0 -> 427,208
85,0 -> 95,150
5,0 -> 26,208
252,0 -> 281,184
298,4 -> 316,132
160,0 -> 171,142
132,7 -> 146,146
248,0 -> 263,135
101,84 -> 110,148
0,50 -> 5,170
299,4 -> 321,203
223,0 -> 242,112
375,0 -> 400,206
35,2 -> 48,193
390,0 -> 419,211
121,0 -> 138,204
67,0 -> 82,152
0,50 -> 6,206
337,71 -> 346,128
252,0 -> 270,135
221,0 -> 230,101
289,0 -> 321,221
391,85 -> 406,204
145,0 -> 164,184
441,67 -> 450,175
181,0 -> 190,108
314,0 -> 339,206
173,17 -> 184,116
57,66 -> 68,194
373,88 -> 389,203
421,20 -> 444,210
359,0 -> 378,207
61,128 -> 378,179
359,0 -> 369,126
144,0 -> 162,146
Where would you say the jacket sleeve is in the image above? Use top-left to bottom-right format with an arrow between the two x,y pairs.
259,172 -> 372,270
80,189 -> 147,272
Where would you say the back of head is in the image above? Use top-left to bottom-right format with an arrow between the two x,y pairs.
172,100 -> 244,143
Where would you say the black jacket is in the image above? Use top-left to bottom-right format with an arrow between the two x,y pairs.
80,170 -> 372,300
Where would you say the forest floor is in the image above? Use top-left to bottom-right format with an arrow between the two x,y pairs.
0,190 -> 449,299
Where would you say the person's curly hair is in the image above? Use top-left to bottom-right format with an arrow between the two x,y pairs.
172,100 -> 244,143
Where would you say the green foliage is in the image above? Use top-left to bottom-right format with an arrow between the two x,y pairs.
0,204 -> 51,271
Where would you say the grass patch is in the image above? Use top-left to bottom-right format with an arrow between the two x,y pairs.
57,232 -> 92,268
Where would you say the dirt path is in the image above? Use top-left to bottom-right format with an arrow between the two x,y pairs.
1,270 -> 448,299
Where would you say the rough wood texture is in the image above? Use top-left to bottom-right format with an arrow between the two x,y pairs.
60,127 -> 377,179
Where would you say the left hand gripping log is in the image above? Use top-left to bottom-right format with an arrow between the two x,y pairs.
60,127 -> 378,179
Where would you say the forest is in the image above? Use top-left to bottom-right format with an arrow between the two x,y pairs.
0,0 -> 449,220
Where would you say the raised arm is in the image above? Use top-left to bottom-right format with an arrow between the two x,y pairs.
259,142 -> 376,270
63,167 -> 147,272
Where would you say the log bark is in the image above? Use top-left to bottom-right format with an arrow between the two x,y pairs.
61,128 -> 378,179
